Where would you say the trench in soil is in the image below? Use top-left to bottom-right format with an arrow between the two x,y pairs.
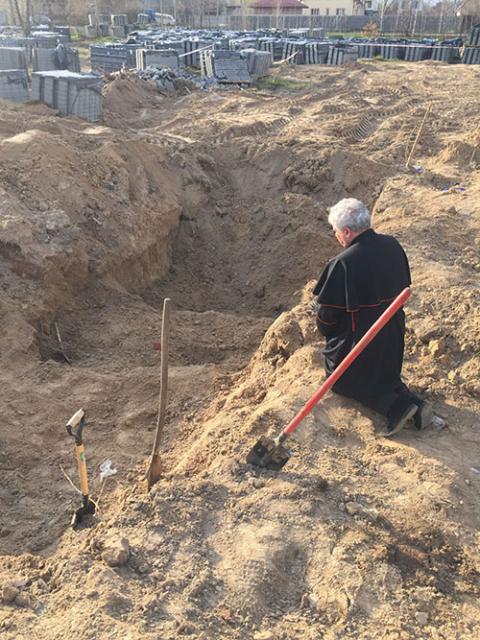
1,141 -> 351,557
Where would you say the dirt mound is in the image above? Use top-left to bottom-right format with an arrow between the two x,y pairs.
1,62 -> 480,640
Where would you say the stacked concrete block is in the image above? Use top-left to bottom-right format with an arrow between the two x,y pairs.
282,41 -> 303,63
137,14 -> 150,24
431,45 -> 458,62
305,42 -> 329,64
32,47 -> 81,73
356,42 -> 379,58
212,50 -> 251,84
136,49 -> 179,71
200,50 -> 215,78
33,32 -> 69,48
90,43 -> 141,73
53,26 -> 71,41
462,47 -> 480,64
111,15 -> 128,27
0,69 -> 29,102
328,46 -> 358,65
404,45 -> 432,61
31,70 -> 102,121
240,49 -> 273,78
469,24 -> 480,46
183,40 -> 212,68
377,43 -> 404,60
85,25 -> 99,38
110,26 -> 127,38
0,47 -> 28,71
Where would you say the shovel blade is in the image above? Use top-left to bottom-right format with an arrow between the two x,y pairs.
71,497 -> 96,529
146,453 -> 163,491
246,435 -> 291,470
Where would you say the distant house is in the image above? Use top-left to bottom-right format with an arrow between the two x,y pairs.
249,0 -> 308,13
306,0 -> 363,16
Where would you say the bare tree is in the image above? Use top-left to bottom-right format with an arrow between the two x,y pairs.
11,0 -> 32,35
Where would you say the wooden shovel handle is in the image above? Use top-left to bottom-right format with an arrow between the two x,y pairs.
151,298 -> 171,456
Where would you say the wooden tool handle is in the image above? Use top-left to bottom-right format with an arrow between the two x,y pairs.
76,444 -> 89,496
152,298 -> 171,456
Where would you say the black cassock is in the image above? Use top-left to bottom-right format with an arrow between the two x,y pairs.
313,228 -> 412,417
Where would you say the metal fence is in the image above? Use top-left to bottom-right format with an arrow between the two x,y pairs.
197,13 -> 464,36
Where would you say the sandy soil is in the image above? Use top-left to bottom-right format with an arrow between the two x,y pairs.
0,60 -> 479,640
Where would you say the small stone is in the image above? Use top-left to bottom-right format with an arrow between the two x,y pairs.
101,537 -> 130,567
416,611 -> 428,626
15,592 -> 33,608
428,339 -> 445,357
345,501 -> 363,515
2,585 -> 19,604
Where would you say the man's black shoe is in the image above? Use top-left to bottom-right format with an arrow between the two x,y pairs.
412,400 -> 433,430
384,403 -> 418,437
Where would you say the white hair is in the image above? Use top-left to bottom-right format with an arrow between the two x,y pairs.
328,198 -> 371,232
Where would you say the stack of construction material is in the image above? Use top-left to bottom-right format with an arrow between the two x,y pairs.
183,40 -> 213,67
304,42 -> 329,64
377,43 -> 404,59
32,47 -> 81,73
327,46 -> 358,65
110,14 -> 128,38
311,28 -> 326,40
53,26 -> 71,41
201,50 -> 251,84
431,45 -> 459,62
91,43 -> 141,73
469,23 -> 480,46
240,49 -> 273,79
462,47 -> 480,64
0,69 -> 29,102
356,42 -> 379,58
282,40 -> 305,63
137,14 -> 150,24
31,70 -> 102,121
404,44 -> 432,61
136,66 -> 216,91
136,49 -> 179,71
111,14 -> 128,26
0,47 -> 28,71
33,32 -> 69,48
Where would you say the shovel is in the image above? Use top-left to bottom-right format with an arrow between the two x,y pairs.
247,287 -> 411,470
66,409 -> 96,527
146,298 -> 172,490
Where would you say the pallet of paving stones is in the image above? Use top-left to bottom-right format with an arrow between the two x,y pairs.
32,47 -> 80,73
212,50 -> 252,84
32,70 -> 102,121
469,24 -> 480,46
430,45 -> 460,62
111,15 -> 128,27
461,47 -> 480,64
327,46 -> 359,65
32,31 -> 69,48
0,69 -> 29,102
0,47 -> 28,71
305,42 -> 329,64
90,43 -> 142,73
136,49 -> 179,71
355,42 -> 379,58
404,44 -> 432,62
239,49 -> 273,79
110,26 -> 127,39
